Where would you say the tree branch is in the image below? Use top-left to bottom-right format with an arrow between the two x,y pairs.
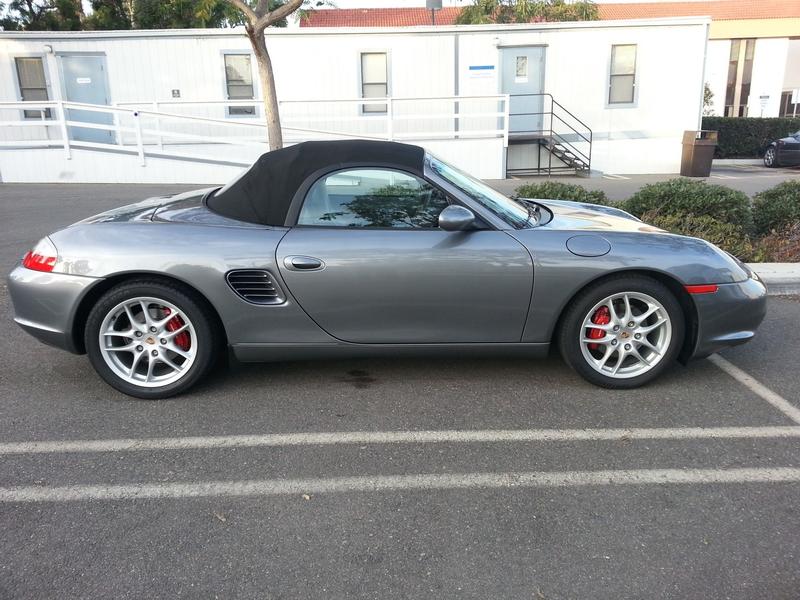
227,0 -> 258,24
255,0 -> 304,31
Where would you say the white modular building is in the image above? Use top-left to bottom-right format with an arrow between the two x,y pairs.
0,17 -> 709,183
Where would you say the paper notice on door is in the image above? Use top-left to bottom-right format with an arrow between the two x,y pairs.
76,77 -> 92,84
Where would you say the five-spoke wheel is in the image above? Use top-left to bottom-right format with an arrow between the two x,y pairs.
86,280 -> 218,399
559,276 -> 684,388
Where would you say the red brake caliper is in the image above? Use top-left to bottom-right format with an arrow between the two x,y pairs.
162,308 -> 190,351
587,306 -> 611,351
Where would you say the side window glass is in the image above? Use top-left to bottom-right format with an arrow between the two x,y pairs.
298,169 -> 449,228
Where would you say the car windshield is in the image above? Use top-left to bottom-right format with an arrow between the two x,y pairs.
425,153 -> 532,229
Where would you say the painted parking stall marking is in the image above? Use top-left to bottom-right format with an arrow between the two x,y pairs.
2,425 -> 800,456
710,354 -> 800,425
3,468 -> 800,503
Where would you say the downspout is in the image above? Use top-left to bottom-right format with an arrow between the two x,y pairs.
697,21 -> 710,130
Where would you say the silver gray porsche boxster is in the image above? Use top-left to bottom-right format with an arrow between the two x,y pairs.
8,140 -> 767,398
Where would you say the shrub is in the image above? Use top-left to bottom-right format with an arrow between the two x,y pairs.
755,222 -> 800,262
701,116 -> 800,158
623,178 -> 753,231
514,181 -> 611,205
752,180 -> 800,235
643,212 -> 759,261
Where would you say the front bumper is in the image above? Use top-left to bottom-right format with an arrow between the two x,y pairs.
691,276 -> 767,359
7,265 -> 101,354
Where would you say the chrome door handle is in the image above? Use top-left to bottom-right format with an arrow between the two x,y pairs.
284,255 -> 324,271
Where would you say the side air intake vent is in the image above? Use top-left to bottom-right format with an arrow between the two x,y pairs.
226,270 -> 284,305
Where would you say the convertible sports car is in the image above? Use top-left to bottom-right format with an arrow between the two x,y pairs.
8,140 -> 767,398
763,130 -> 800,168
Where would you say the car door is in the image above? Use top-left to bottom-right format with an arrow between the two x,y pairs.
784,134 -> 800,165
276,167 -> 533,344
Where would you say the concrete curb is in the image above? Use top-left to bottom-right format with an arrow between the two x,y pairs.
747,263 -> 800,296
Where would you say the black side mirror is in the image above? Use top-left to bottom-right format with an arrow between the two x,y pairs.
438,205 -> 476,231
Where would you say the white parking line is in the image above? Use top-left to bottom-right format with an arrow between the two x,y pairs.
2,467 -> 800,503
1,426 -> 799,455
709,354 -> 800,425
602,174 -> 630,180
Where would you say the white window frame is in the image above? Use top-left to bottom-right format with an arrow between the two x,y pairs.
358,50 -> 390,116
607,44 -> 638,108
12,54 -> 53,120
220,50 -> 259,119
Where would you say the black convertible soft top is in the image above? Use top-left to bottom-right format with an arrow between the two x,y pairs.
206,140 -> 426,226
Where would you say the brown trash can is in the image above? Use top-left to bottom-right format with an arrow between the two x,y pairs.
680,130 -> 718,177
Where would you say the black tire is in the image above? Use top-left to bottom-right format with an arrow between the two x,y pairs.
558,275 -> 685,389
764,146 -> 778,168
85,279 -> 219,399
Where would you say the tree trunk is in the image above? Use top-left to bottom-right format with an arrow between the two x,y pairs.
246,25 -> 283,151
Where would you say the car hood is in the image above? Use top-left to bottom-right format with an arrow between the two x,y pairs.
525,198 -> 663,234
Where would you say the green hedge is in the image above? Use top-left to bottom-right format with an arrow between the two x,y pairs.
752,180 -> 800,235
514,181 -> 611,205
701,116 -> 800,158
622,179 -> 753,232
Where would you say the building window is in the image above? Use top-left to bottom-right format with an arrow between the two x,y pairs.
224,53 -> 255,116
780,91 -> 799,117
14,57 -> 51,119
724,39 -> 755,117
609,45 -> 636,105
360,52 -> 388,114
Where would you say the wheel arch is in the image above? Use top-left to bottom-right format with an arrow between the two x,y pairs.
70,272 -> 228,355
550,268 -> 698,363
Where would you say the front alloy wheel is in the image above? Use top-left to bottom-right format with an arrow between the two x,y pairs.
559,276 -> 684,389
764,147 -> 777,168
86,280 -> 218,399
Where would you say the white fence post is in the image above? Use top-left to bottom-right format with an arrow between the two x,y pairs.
386,97 -> 394,141
502,94 -> 510,147
133,111 -> 145,166
57,101 -> 71,160
153,101 -> 163,151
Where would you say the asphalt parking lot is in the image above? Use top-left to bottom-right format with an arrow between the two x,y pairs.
2,184 -> 800,599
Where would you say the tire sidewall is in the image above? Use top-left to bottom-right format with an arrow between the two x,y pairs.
559,276 -> 685,389
85,281 -> 216,399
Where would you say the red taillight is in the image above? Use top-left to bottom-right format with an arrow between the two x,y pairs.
684,284 -> 719,294
22,238 -> 58,272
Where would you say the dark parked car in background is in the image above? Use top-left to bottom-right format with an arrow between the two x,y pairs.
764,130 -> 800,167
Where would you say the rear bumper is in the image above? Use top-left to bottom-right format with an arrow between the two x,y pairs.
690,276 -> 767,359
7,265 -> 101,354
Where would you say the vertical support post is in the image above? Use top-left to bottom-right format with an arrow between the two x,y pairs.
503,94 -> 510,147
114,103 -> 123,146
153,101 -> 163,151
57,101 -> 71,160
133,111 -> 145,166
386,97 -> 394,141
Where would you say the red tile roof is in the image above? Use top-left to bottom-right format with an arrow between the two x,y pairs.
300,7 -> 462,27
299,1 -> 799,27
599,0 -> 800,21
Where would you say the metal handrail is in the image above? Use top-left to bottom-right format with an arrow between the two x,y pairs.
507,93 -> 592,175
1,95 -> 513,167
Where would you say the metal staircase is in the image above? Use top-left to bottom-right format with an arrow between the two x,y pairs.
506,93 -> 592,176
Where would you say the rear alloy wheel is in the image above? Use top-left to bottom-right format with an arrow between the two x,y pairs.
559,276 -> 684,388
764,147 -> 777,168
86,281 -> 218,399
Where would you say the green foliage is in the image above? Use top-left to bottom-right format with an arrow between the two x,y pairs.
134,0 -> 252,29
514,181 -> 610,205
83,0 -> 131,29
623,178 -> 753,232
1,0 -> 83,31
644,212 -> 759,261
752,180 -> 800,235
702,83 -> 713,117
456,0 -> 598,24
701,116 -> 800,158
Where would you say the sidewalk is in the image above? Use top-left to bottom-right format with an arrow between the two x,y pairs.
747,263 -> 800,296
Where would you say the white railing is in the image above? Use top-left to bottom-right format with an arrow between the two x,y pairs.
0,95 -> 510,166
